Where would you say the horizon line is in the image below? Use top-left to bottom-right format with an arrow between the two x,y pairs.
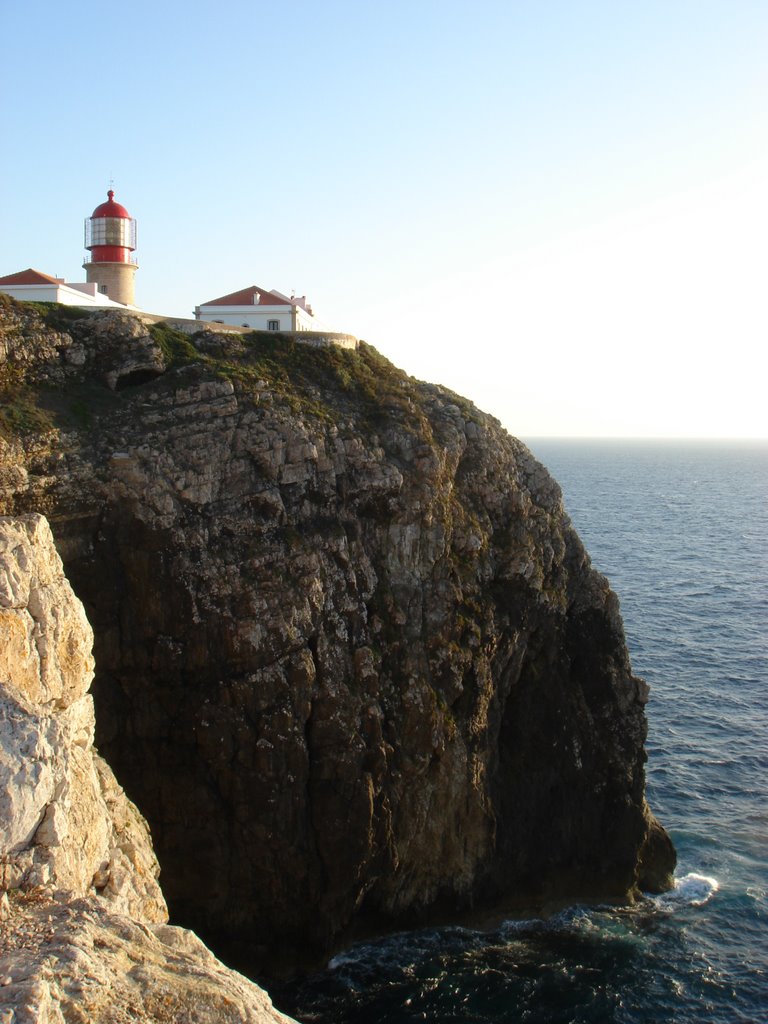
520,435 -> 768,443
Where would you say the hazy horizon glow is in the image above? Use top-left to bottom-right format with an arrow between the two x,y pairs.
2,1 -> 766,439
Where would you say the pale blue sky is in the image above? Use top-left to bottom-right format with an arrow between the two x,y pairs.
2,1 -> 766,437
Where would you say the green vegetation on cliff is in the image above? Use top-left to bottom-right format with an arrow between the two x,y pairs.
0,299 -> 423,432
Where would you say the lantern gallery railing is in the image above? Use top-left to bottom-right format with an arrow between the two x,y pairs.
83,254 -> 139,266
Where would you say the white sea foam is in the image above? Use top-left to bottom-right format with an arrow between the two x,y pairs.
652,872 -> 720,910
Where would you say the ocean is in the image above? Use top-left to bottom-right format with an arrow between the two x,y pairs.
276,439 -> 768,1024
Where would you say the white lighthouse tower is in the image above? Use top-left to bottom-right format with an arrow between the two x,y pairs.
83,190 -> 138,306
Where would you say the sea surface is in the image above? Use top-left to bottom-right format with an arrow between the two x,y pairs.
276,439 -> 768,1024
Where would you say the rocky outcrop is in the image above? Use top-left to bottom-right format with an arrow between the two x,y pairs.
0,512 -> 295,1022
0,296 -> 675,975
0,894 -> 296,1024
0,514 -> 165,921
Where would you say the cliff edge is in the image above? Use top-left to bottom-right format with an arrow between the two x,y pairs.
0,296 -> 675,974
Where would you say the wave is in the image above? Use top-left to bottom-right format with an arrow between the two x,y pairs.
651,872 -> 720,910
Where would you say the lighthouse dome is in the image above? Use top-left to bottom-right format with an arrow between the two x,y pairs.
91,190 -> 131,219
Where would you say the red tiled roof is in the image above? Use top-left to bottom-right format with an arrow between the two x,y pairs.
200,285 -> 287,307
0,268 -> 64,286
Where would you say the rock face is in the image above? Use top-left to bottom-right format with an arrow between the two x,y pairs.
0,513 -> 166,922
0,296 -> 675,974
0,512 -> 295,1023
1,894 -> 296,1024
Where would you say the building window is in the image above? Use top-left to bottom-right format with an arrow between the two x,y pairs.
267,320 -> 280,331
99,284 -> 108,294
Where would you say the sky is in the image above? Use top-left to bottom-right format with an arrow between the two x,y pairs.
2,0 -> 766,438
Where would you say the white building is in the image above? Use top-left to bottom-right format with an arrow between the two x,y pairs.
194,285 -> 321,331
0,268 -> 135,309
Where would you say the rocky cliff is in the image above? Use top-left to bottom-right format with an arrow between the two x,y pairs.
0,512 -> 295,1022
0,295 -> 675,974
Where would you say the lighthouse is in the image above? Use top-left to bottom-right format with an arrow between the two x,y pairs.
83,190 -> 138,306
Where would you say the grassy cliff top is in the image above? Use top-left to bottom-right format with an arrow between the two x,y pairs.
0,298 -> 486,443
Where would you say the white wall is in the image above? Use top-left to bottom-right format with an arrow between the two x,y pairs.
194,302 -> 330,332
0,282 -> 129,308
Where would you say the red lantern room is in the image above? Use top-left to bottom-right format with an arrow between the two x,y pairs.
83,190 -> 138,306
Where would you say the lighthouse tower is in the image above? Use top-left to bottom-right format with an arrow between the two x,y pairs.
83,190 -> 138,306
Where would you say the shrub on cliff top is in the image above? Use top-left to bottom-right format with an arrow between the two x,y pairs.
148,322 -> 202,368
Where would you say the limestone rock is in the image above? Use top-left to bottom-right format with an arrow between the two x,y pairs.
0,514 -> 166,920
0,513 -> 93,710
0,893 -> 296,1023
0,297 -> 675,975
